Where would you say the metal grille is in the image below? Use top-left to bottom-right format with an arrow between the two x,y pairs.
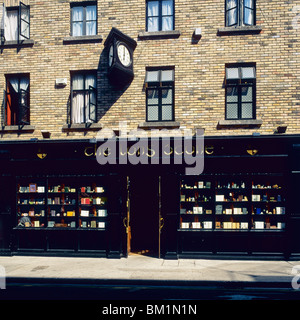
162,104 -> 173,121
162,88 -> 172,104
226,104 -> 238,119
147,89 -> 159,105
241,86 -> 253,101
241,103 -> 253,119
226,87 -> 238,102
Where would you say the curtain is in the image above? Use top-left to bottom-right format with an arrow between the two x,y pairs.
244,0 -> 254,25
8,77 -> 19,92
72,7 -> 83,36
226,0 -> 237,26
86,5 -> 96,35
162,0 -> 173,31
71,75 -> 96,123
4,9 -> 18,41
147,1 -> 159,32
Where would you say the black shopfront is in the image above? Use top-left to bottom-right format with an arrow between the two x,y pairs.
0,134 -> 300,259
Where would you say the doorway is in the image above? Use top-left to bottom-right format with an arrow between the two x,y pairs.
128,175 -> 160,257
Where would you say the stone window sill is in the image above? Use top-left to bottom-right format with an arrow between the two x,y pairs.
138,121 -> 180,129
0,125 -> 35,133
62,123 -> 102,131
138,30 -> 181,40
218,119 -> 262,128
218,25 -> 262,36
0,39 -> 34,48
63,35 -> 103,44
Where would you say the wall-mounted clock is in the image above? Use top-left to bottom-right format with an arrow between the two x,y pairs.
104,28 -> 137,87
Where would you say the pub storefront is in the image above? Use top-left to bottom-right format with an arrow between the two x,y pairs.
0,134 -> 300,259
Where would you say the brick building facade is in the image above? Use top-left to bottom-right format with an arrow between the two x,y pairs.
0,0 -> 299,258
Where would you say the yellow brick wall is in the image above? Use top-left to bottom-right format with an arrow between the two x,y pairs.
0,0 -> 299,140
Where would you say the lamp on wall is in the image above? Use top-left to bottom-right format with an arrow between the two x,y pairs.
41,130 -> 51,139
275,125 -> 287,134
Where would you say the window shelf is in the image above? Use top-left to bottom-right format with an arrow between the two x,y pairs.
218,26 -> 262,36
138,30 -> 181,40
63,35 -> 103,44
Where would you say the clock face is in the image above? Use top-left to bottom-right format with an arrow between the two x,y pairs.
109,45 -> 114,67
117,44 -> 131,67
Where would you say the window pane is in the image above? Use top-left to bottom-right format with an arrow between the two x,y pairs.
86,5 -> 96,21
244,0 -> 254,9
72,22 -> 83,36
86,21 -> 96,35
241,103 -> 253,118
148,1 -> 159,17
162,16 -> 173,31
241,67 -> 255,79
227,0 -> 238,9
244,8 -> 254,25
161,69 -> 174,82
241,86 -> 253,102
226,86 -> 238,102
147,89 -> 159,105
72,74 -> 84,90
226,7 -> 237,26
85,74 -> 96,90
162,0 -> 173,15
147,17 -> 159,31
147,105 -> 159,121
226,104 -> 238,119
162,104 -> 173,121
226,68 -> 239,80
146,70 -> 160,82
162,88 -> 173,105
72,7 -> 83,22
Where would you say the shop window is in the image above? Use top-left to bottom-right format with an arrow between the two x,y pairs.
146,0 -> 174,32
4,74 -> 30,126
145,67 -> 175,122
71,2 -> 97,37
1,2 -> 30,43
70,72 -> 97,124
225,0 -> 255,27
225,64 -> 256,120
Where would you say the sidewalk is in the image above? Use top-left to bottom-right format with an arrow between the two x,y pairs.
0,254 -> 299,286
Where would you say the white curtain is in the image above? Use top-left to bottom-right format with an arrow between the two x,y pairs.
72,75 -> 96,124
226,0 -> 237,26
72,7 -> 83,36
4,9 -> 18,41
162,0 -> 173,31
147,1 -> 159,32
244,0 -> 254,25
86,5 -> 96,35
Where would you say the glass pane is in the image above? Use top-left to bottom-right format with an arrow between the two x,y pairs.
86,21 -> 96,35
162,0 -> 173,15
86,5 -> 97,21
147,105 -> 159,121
85,74 -> 96,89
72,22 -> 83,36
244,0 -> 254,9
226,87 -> 238,102
241,86 -> 253,102
226,103 -> 238,119
241,103 -> 253,118
146,70 -> 159,82
162,88 -> 173,104
162,105 -> 173,121
72,7 -> 83,22
147,17 -> 159,32
161,70 -> 174,82
226,7 -> 237,26
72,74 -> 84,90
241,67 -> 255,79
162,16 -> 173,31
5,10 -> 18,41
148,1 -> 159,17
244,8 -> 254,25
147,89 -> 159,105
226,67 -> 239,79
227,0 -> 238,9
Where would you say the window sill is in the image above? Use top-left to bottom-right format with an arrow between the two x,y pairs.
138,121 -> 180,129
218,119 -> 262,128
63,35 -> 103,44
0,39 -> 34,48
138,30 -> 181,40
62,123 -> 102,131
0,125 -> 35,133
218,25 -> 262,36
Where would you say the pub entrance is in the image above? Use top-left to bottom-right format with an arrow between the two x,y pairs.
127,175 -> 161,257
